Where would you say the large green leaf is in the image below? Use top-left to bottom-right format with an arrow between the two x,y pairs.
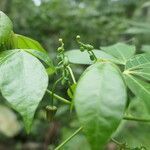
124,74 -> 150,113
101,43 -> 136,64
23,49 -> 55,75
12,34 -> 46,52
74,62 -> 127,150
0,50 -> 17,65
23,49 -> 54,67
0,11 -> 13,50
125,53 -> 150,81
65,49 -> 122,65
0,50 -> 48,132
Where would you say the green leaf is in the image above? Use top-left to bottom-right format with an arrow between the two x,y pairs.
125,21 -> 150,35
65,49 -> 122,65
0,50 -> 17,65
115,120 -> 150,149
141,45 -> 150,53
0,50 -> 48,132
74,62 -> 127,150
125,53 -> 150,81
0,11 -> 13,50
67,83 -> 77,99
124,74 -> 150,113
126,97 -> 150,118
125,27 -> 150,34
23,49 -> 54,68
12,34 -> 46,52
101,43 -> 136,64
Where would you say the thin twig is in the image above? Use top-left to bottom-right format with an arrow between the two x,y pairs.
54,127 -> 83,150
46,89 -> 71,105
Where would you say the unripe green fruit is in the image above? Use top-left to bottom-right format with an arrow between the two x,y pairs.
80,46 -> 85,52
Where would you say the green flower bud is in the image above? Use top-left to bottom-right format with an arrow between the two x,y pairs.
46,105 -> 57,121
90,54 -> 95,61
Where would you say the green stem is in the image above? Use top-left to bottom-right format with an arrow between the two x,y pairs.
111,138 -> 123,146
51,78 -> 62,106
67,66 -> 76,84
123,116 -> 150,123
111,138 -> 129,149
46,90 -> 71,105
54,127 -> 83,150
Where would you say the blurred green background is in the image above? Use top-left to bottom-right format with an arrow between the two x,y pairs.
0,0 -> 150,149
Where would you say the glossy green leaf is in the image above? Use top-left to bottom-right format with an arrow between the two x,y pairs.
101,43 -> 136,64
0,50 -> 48,132
12,34 -> 46,52
124,74 -> 150,113
74,62 -> 127,150
0,11 -> 13,50
125,53 -> 150,81
65,49 -> 122,65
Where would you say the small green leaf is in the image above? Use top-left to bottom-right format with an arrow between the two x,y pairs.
0,50 -> 48,132
0,11 -> 13,50
67,83 -> 77,99
101,43 -> 136,64
65,49 -> 122,65
124,74 -> 150,113
12,34 -> 46,52
125,53 -> 150,81
74,62 -> 127,150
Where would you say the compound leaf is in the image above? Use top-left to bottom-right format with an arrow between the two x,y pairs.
125,53 -> 150,81
124,74 -> 150,113
101,43 -> 136,64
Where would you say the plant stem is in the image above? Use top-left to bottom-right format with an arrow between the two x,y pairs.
46,89 -> 71,105
111,138 -> 123,146
54,127 -> 83,150
111,138 -> 129,149
67,66 -> 76,84
123,116 -> 150,123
